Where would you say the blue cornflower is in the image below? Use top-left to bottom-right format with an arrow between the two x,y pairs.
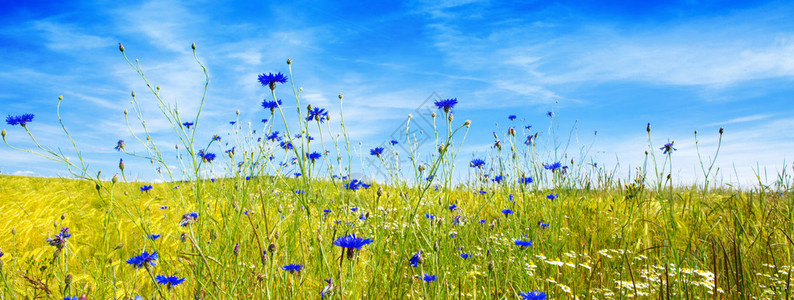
390,140 -> 398,145
140,185 -> 153,192
262,118 -> 268,123
351,207 -> 359,212
180,212 -> 199,227
509,193 -> 514,202
422,273 -> 436,282
470,158 -> 486,169
520,291 -> 547,299
460,253 -> 470,259
538,222 -> 549,228
47,227 -> 71,249
182,122 -> 194,129
525,135 -> 534,145
155,275 -> 185,288
149,234 -> 161,240
478,190 -> 487,194
267,131 -> 281,141
492,175 -> 504,183
323,209 -> 332,213
197,150 -> 216,163
306,152 -> 322,162
279,141 -> 292,150
660,140 -> 677,154
479,219 -> 486,224
409,251 -> 423,267
546,111 -> 553,117
320,278 -> 334,298
345,180 -> 371,191
306,107 -> 329,122
543,162 -> 565,172
333,233 -> 374,250
294,172 -> 302,177
433,98 -> 458,113
229,121 -> 236,125
259,72 -> 288,89
5,114 -> 34,127
425,214 -> 435,219
63,297 -> 80,300
281,264 -> 303,273
262,99 -> 283,112
114,140 -> 125,151
515,240 -> 533,248
213,135 -> 221,141
126,251 -> 158,268
448,204 -> 457,211
370,147 -> 384,157
502,209 -> 513,216
508,115 -> 516,121
520,177 -> 533,185
546,194 -> 558,200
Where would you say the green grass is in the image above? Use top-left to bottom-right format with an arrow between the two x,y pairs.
1,173 -> 791,299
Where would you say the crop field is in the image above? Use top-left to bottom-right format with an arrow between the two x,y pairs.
0,47 -> 792,300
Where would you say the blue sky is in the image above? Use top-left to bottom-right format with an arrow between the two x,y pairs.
1,0 -> 793,187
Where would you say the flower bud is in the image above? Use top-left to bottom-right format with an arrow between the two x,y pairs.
377,186 -> 383,198
287,58 -> 292,65
719,127 -> 724,135
1,129 -> 6,138
268,243 -> 276,253
431,112 -> 436,118
112,174 -> 118,183
487,260 -> 495,273
65,274 -> 73,287
191,43 -> 196,50
418,164 -> 426,172
233,243 -> 240,256
124,109 -> 128,115
508,128 -> 515,136
448,113 -> 453,122
464,120 -> 471,127
646,123 -> 651,132
119,43 -> 125,52
58,95 -> 63,101
408,114 -> 413,119
131,91 -> 136,98
338,93 -> 343,100
119,158 -> 125,171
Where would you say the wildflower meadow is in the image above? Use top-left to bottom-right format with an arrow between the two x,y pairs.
0,43 -> 792,300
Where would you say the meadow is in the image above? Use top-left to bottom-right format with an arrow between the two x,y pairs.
0,44 -> 792,299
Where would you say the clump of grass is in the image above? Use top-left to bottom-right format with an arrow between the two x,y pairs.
0,43 -> 792,299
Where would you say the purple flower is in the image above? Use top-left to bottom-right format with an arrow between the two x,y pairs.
180,212 -> 199,227
660,140 -> 677,154
46,227 -> 71,249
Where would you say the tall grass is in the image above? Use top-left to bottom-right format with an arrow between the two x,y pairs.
0,44 -> 792,299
